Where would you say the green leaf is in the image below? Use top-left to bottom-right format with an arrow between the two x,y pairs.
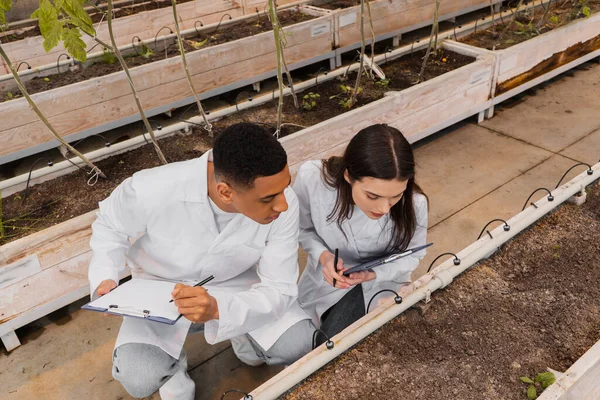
527,385 -> 538,400
0,0 -> 10,29
63,26 -> 87,62
7,91 -> 12,99
36,0 -> 63,52
536,372 -> 556,389
63,0 -> 95,36
520,377 -> 534,384
582,5 -> 591,17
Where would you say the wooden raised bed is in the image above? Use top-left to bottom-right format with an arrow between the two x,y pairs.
0,40 -> 492,351
454,11 -> 600,118
323,0 -> 502,66
0,0 -> 246,74
283,41 -> 494,174
0,7 -> 335,164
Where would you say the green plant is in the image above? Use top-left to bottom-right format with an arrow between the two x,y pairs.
514,20 -> 539,38
520,371 -> 556,399
375,78 -> 391,87
302,92 -> 320,111
0,0 -> 10,30
330,84 -> 362,109
101,47 -> 118,64
579,0 -> 592,18
137,40 -> 154,58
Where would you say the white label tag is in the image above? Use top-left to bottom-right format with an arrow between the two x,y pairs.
311,21 -> 331,37
339,12 -> 357,27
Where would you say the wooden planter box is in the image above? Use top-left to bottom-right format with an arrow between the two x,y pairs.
0,0 -> 247,74
452,13 -> 600,118
539,338 -> 600,399
282,41 -> 494,174
0,41 -> 492,352
0,8 -> 335,164
323,0 -> 501,66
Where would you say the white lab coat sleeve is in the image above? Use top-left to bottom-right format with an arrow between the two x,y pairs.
88,176 -> 148,298
374,195 -> 429,284
293,164 -> 330,266
203,191 -> 300,344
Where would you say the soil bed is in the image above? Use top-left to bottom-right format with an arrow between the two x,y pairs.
0,0 -> 197,43
0,48 -> 473,245
314,0 -> 358,10
460,0 -> 600,50
284,181 -> 600,400
0,10 -> 315,102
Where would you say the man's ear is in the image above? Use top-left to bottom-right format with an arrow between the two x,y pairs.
216,181 -> 234,204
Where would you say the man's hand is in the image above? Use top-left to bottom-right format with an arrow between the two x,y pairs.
172,284 -> 219,323
319,250 -> 352,289
97,279 -> 118,296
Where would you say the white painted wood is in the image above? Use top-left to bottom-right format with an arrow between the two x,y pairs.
0,254 -> 42,289
0,331 -> 20,352
539,339 -> 600,400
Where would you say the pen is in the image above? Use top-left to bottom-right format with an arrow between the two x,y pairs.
169,275 -> 215,303
332,249 -> 339,288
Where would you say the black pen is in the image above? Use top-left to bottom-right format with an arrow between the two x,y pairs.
332,249 -> 339,288
169,275 -> 215,303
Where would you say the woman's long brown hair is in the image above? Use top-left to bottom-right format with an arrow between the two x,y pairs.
322,124 -> 426,252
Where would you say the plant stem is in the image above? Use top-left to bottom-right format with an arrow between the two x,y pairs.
268,0 -> 285,135
282,54 -> 299,109
0,43 -> 106,179
352,0 -> 366,105
418,0 -> 441,82
104,0 -> 168,164
490,0 -> 496,35
170,0 -> 213,134
497,0 -> 525,43
365,0 -> 376,79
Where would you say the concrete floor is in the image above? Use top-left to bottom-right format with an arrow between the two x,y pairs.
1,60 -> 599,400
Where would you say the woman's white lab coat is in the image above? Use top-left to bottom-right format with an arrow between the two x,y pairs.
294,160 -> 429,325
88,152 -> 307,359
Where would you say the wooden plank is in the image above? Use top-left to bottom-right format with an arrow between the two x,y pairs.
0,16 -> 333,158
335,0 -> 495,48
0,210 -> 96,271
0,331 -> 20,352
0,251 -> 91,324
0,255 -> 42,290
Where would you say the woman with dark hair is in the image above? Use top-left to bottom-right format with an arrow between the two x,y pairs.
294,124 -> 428,345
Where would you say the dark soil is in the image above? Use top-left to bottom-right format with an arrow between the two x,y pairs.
0,49 -> 474,245
314,0 -> 359,10
284,181 -> 600,400
0,0 -> 197,43
0,10 -> 315,102
461,0 -> 600,50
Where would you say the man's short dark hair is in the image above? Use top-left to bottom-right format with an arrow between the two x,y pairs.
212,123 -> 288,188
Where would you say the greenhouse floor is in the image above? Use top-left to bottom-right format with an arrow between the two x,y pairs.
1,59 -> 599,400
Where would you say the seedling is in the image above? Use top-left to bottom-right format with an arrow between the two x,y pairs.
375,78 -> 391,87
330,84 -> 362,109
185,37 -> 209,50
137,41 -> 154,58
7,91 -> 12,99
514,20 -> 538,38
43,77 -> 51,82
302,92 -> 320,111
520,371 -> 556,399
101,48 -> 118,64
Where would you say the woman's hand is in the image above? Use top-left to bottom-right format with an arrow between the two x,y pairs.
344,270 -> 376,286
319,251 -> 352,289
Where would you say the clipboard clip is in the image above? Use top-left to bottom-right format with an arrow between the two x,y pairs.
108,305 -> 151,318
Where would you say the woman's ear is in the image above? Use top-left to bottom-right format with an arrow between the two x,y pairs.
343,169 -> 352,185
216,181 -> 234,204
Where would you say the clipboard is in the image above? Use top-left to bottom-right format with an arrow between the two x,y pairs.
82,279 -> 184,325
342,242 -> 433,276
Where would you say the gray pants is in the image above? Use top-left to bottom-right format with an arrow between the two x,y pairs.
113,319 -> 315,399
